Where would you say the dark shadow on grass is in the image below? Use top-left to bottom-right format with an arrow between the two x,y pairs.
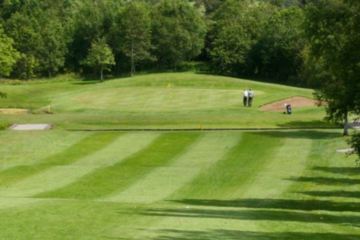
313,167 -> 360,176
298,191 -> 360,199
276,120 -> 337,129
149,229 -> 360,240
250,130 -> 341,140
286,176 -> 360,185
142,208 -> 360,226
172,198 -> 360,212
73,80 -> 102,85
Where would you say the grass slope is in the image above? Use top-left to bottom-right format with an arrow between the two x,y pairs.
0,73 -> 329,129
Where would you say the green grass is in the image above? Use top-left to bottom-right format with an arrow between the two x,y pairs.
38,132 -> 200,199
0,130 -> 358,239
0,73 -> 331,129
0,132 -> 120,187
173,132 -> 284,199
0,73 -> 358,239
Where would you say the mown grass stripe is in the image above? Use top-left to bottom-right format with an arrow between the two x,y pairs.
39,132 -> 200,199
105,132 -> 240,203
31,133 -> 160,198
0,133 -> 158,198
0,197 -> 44,210
174,132 -> 284,199
239,133 -> 313,199
0,132 -> 120,187
0,131 -> 86,171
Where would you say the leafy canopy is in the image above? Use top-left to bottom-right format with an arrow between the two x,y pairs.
152,0 -> 207,68
83,38 -> 115,80
116,1 -> 153,75
305,0 -> 360,127
0,24 -> 19,77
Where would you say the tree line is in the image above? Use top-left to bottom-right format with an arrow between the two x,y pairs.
0,0 -> 323,84
0,0 -> 206,80
1,0 -> 355,86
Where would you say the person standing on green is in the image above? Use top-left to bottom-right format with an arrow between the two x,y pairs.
248,89 -> 254,107
243,89 -> 249,107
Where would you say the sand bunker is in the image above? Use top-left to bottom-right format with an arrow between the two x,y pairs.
336,148 -> 354,154
10,124 -> 52,131
0,108 -> 29,115
261,96 -> 319,112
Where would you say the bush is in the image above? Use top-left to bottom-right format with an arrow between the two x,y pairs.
176,61 -> 210,72
348,133 -> 360,166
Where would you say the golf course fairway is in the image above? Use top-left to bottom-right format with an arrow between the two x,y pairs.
0,73 -> 359,239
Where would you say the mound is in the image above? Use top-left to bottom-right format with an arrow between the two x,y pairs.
261,96 -> 318,112
55,88 -> 249,112
0,108 -> 28,115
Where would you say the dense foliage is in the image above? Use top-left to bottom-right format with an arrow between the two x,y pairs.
0,0 -> 308,81
349,133 -> 360,165
0,0 -> 358,102
0,23 -> 19,77
304,0 -> 360,135
152,0 -> 206,69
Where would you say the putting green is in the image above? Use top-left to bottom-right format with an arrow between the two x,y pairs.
0,73 -> 329,129
54,88 -> 264,112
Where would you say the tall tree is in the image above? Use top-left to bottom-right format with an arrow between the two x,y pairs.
209,0 -> 275,75
117,1 -> 152,76
5,11 -> 41,78
5,3 -> 69,78
152,0 -> 207,68
66,0 -> 124,72
82,38 -> 115,81
305,0 -> 360,135
38,12 -> 69,77
249,7 -> 306,83
0,24 -> 19,77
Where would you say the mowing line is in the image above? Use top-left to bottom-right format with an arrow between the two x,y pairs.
0,133 -> 158,198
171,132 -> 284,200
105,132 -> 240,203
239,137 -> 312,199
0,132 -> 119,187
129,134 -> 332,238
67,127 -> 340,132
37,133 -> 200,200
0,197 -> 45,210
0,131 -> 87,171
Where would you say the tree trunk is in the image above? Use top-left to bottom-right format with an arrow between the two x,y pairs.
100,66 -> 104,81
344,110 -> 349,136
131,41 -> 135,76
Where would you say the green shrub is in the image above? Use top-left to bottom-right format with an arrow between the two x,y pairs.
348,133 -> 360,166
